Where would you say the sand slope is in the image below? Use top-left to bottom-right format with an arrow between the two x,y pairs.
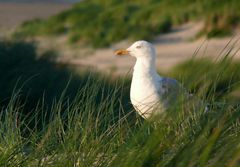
62,22 -> 240,74
0,3 -> 240,75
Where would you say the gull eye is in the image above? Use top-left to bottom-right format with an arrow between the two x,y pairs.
136,45 -> 142,49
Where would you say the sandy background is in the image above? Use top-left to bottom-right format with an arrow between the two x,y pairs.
0,2 -> 240,75
47,22 -> 240,74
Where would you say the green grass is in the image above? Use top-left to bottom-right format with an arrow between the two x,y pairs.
169,58 -> 240,102
14,0 -> 240,47
1,72 -> 240,166
1,40 -> 240,166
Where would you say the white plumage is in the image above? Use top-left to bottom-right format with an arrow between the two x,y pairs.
115,41 -> 186,119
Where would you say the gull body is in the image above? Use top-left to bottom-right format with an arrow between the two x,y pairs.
115,41 -> 182,119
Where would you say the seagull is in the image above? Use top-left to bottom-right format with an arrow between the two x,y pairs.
115,40 -> 188,119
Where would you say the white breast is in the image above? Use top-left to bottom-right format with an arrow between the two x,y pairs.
130,73 -> 164,119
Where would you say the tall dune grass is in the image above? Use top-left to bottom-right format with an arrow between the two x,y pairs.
0,40 -> 240,166
1,74 -> 240,166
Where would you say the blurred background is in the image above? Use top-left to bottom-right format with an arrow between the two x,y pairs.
1,0 -> 240,73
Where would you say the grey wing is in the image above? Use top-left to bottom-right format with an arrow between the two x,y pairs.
159,77 -> 207,112
158,77 -> 186,107
160,77 -> 183,95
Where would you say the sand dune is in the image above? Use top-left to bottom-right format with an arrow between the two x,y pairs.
59,22 -> 240,74
0,2 -> 240,75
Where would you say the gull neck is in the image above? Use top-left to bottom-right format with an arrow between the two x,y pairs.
133,57 -> 157,78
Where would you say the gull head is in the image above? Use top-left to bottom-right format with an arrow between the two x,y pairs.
115,40 -> 156,59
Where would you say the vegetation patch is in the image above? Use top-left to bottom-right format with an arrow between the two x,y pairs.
14,0 -> 240,47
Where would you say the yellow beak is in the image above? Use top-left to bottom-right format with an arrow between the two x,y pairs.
114,49 -> 130,56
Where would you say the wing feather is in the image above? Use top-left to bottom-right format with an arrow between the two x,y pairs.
158,77 -> 186,108
159,77 -> 207,112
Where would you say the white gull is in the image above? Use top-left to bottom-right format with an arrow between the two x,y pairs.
115,40 -> 188,119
